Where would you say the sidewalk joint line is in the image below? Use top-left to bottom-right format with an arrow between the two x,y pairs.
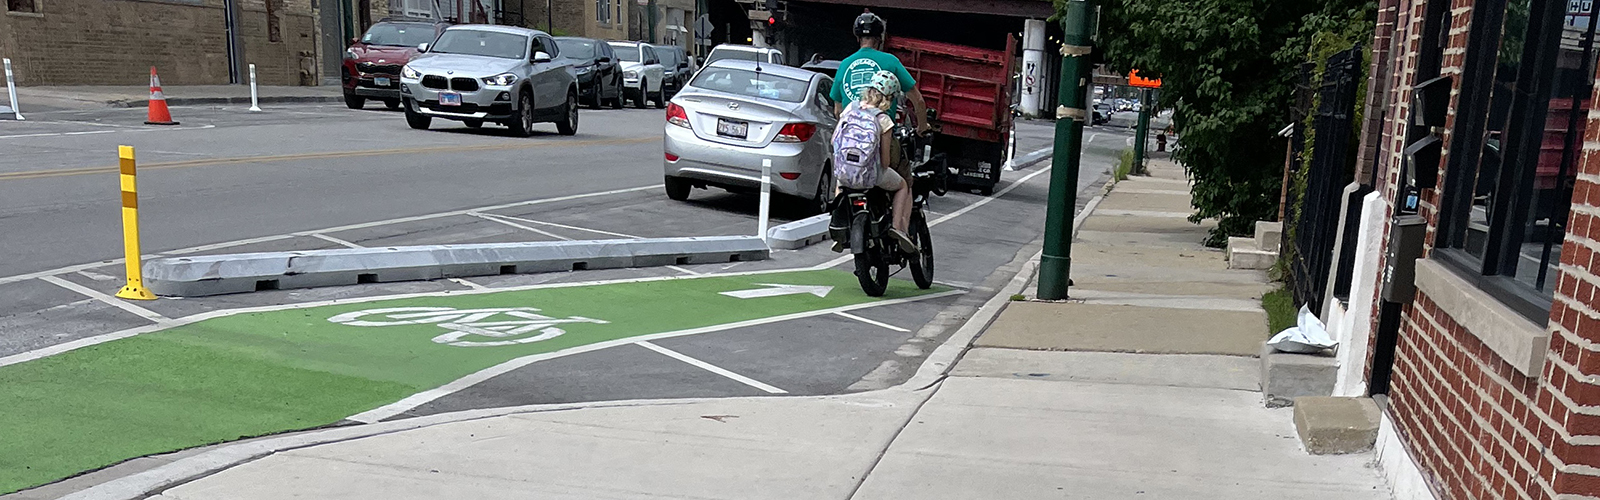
39,275 -> 172,325
834,311 -> 910,332
635,340 -> 787,394
467,212 -> 572,241
310,233 -> 363,249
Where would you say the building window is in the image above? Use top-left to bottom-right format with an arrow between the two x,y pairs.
266,0 -> 283,42
6,0 -> 37,13
1437,0 -> 1598,319
597,0 -> 610,24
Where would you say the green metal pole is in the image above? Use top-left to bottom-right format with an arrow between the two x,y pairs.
1133,87 -> 1152,174
648,0 -> 657,43
1037,0 -> 1094,300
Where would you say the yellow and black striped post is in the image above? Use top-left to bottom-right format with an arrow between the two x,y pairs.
115,145 -> 155,300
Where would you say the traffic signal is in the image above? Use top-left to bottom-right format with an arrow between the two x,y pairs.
764,0 -> 780,14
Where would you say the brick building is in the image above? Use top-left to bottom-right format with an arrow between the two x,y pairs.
0,0 -> 384,86
1311,0 -> 1600,497
504,0 -> 627,41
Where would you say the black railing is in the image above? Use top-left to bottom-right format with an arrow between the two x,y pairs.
1292,45 -> 1362,312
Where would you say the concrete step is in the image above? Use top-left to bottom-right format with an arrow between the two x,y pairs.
1293,396 -> 1380,455
1255,221 -> 1283,252
1226,237 -> 1277,270
1259,342 -> 1337,407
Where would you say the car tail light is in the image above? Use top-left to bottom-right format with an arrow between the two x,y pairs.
666,103 -> 691,129
779,172 -> 801,180
665,152 -> 680,161
775,123 -> 816,143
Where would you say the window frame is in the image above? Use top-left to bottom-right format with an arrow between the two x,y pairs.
5,0 -> 39,14
1435,0 -> 1598,321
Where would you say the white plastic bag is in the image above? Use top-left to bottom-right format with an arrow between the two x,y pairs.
1266,305 -> 1338,354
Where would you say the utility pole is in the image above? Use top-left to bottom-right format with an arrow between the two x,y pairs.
1132,87 -> 1152,174
1037,0 -> 1094,300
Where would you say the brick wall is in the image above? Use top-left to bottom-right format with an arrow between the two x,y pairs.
1364,0 -> 1600,498
0,0 -> 318,86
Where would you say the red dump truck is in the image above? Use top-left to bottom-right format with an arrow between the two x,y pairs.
886,35 -> 1016,195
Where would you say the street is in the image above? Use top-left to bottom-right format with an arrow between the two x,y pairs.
0,102 -> 1125,495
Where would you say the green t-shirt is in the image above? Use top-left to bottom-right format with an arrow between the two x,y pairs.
830,47 -> 916,117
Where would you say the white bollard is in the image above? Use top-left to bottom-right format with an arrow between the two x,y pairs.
1003,127 -> 1017,171
3,58 -> 23,121
758,158 -> 772,242
247,63 -> 262,112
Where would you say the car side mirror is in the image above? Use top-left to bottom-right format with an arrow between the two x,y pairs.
534,51 -> 553,63
417,43 -> 430,52
648,59 -> 659,65
599,56 -> 611,63
350,37 -> 360,46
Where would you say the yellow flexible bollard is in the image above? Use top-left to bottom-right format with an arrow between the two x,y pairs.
115,145 -> 156,300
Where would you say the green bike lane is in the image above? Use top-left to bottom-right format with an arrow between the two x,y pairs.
0,269 -> 950,495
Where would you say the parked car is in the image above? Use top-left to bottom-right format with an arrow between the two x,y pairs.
663,60 -> 837,212
653,44 -> 692,98
557,36 -> 624,109
400,25 -> 579,136
1092,103 -> 1114,125
342,18 -> 449,110
608,41 -> 666,109
704,44 -> 786,66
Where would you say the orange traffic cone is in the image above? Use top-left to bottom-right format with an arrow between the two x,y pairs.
144,67 -> 178,125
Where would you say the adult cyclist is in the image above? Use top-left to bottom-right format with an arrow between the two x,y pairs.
831,10 -> 930,136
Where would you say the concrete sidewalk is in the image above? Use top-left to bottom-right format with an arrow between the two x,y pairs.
69,159 -> 1389,500
10,85 -> 341,111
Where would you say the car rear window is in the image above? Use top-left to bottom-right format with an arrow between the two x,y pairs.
430,30 -> 528,59
689,67 -> 809,103
361,23 -> 437,47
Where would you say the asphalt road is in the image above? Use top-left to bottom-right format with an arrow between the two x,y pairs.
0,101 -> 1129,415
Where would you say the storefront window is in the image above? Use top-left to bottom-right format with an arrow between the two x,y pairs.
1440,0 -> 1599,319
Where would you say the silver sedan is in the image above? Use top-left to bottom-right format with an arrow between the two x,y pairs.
662,60 -> 837,212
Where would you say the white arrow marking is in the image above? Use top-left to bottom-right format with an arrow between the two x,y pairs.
719,284 -> 834,299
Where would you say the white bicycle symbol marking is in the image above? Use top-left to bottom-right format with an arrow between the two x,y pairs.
327,307 -> 609,347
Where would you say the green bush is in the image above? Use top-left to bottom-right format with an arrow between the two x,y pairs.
1114,148 -> 1135,181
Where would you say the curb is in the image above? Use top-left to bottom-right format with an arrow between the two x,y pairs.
145,236 -> 770,297
104,95 -> 345,108
766,215 -> 829,250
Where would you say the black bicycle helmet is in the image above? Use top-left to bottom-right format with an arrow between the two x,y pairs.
853,10 -> 885,38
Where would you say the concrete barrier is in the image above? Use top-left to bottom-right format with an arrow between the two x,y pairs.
144,236 -> 770,297
766,214 -> 830,250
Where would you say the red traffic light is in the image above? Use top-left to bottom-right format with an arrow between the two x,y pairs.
767,16 -> 776,25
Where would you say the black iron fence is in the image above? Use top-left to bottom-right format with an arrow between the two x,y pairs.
1291,45 -> 1362,311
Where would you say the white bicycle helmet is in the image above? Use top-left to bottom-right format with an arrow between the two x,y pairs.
868,70 -> 901,98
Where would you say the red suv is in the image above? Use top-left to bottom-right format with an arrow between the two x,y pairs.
342,18 -> 449,110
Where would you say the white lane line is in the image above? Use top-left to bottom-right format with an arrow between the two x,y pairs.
0,185 -> 658,287
468,212 -> 572,241
1088,133 -> 1099,143
483,213 -> 643,239
635,340 -> 787,394
39,276 -> 172,325
665,265 -> 701,275
345,289 -> 962,423
448,277 -> 488,290
0,130 -> 116,139
833,311 -> 910,332
310,233 -> 364,249
305,184 -> 659,235
77,270 -> 116,281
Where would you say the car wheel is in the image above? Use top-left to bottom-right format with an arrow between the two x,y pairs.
652,87 -> 666,109
812,169 -> 835,215
635,81 -> 648,109
344,94 -> 365,110
611,86 -> 625,109
507,91 -> 535,137
403,99 -> 431,130
463,119 -> 483,128
556,90 -> 579,136
384,99 -> 401,110
664,175 -> 691,201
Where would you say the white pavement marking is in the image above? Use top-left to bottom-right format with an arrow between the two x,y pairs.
448,277 -> 488,290
0,124 -> 218,140
665,265 -> 701,275
468,212 -> 572,240
345,289 -> 962,423
0,185 -> 657,286
482,213 -> 642,239
39,276 -> 171,325
310,233 -> 363,249
635,340 -> 787,394
77,270 -> 116,281
834,311 -> 910,332
1088,132 -> 1099,143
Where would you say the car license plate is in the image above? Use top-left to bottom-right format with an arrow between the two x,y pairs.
374,76 -> 392,87
716,118 -> 748,138
439,92 -> 462,106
